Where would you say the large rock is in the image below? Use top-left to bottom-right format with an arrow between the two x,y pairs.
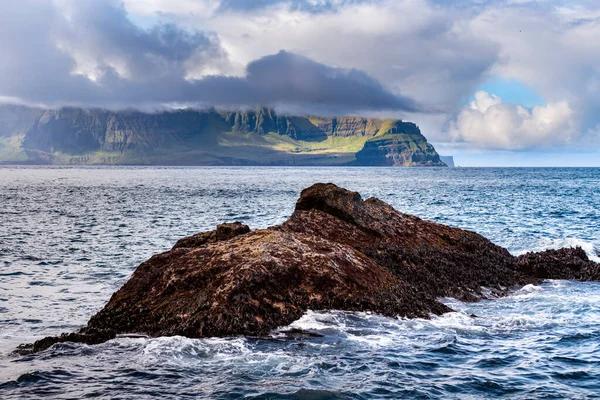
18,183 -> 599,354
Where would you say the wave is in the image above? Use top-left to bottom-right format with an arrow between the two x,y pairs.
514,237 -> 600,262
276,279 -> 600,347
6,281 -> 598,399
141,336 -> 252,365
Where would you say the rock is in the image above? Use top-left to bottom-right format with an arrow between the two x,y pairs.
439,155 -> 455,168
17,328 -> 117,354
172,222 -> 250,249
19,183 -> 599,354
516,247 -> 599,280
287,183 -> 533,301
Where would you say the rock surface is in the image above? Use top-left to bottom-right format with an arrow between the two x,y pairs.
18,183 -> 599,354
172,222 -> 250,249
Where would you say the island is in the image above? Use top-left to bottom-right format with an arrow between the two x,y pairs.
0,105 -> 445,166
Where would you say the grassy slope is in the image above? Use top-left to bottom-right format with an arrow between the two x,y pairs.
210,119 -> 407,163
2,130 -> 430,165
100,130 -> 374,165
212,131 -> 378,165
0,135 -> 28,162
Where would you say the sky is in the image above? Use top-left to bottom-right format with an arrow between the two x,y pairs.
1,0 -> 600,166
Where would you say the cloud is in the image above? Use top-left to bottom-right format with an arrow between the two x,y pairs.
58,2 -> 223,81
185,0 -> 499,112
2,0 -> 600,152
216,0 -> 372,14
466,3 -> 600,140
194,50 -> 423,113
448,91 -> 575,150
0,0 -> 421,114
0,0 -> 227,107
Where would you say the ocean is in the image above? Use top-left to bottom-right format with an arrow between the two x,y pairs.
1,166 -> 599,399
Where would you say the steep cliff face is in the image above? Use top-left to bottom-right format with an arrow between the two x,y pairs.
220,109 -> 393,141
439,155 -> 455,167
0,105 -> 445,166
307,116 -> 385,137
221,108 -> 328,141
0,105 -> 42,137
0,105 -> 43,162
353,120 -> 445,166
21,108 -> 226,154
354,135 -> 445,166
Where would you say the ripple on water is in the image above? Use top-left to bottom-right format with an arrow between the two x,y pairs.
1,166 -> 600,399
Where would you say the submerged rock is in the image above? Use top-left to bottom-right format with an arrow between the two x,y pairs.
19,183 -> 599,354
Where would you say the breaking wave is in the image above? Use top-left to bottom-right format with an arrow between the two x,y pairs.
1,166 -> 600,398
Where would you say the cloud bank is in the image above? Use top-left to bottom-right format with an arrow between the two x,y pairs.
0,0 -> 420,114
1,0 -> 600,152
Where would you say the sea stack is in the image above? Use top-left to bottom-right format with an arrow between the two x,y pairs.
19,183 -> 600,354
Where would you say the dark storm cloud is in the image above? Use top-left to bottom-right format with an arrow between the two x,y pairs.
0,0 -> 422,114
191,51 -> 424,113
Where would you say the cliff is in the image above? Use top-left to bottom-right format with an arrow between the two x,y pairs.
19,183 -> 599,354
0,105 -> 445,166
439,156 -> 455,167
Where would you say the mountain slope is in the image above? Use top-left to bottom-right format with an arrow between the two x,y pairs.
0,105 -> 446,166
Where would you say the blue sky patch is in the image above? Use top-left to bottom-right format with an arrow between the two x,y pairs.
476,78 -> 545,108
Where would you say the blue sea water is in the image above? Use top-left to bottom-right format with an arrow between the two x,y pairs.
0,166 -> 599,399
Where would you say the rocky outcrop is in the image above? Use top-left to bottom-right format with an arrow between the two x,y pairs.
350,120 -> 445,167
516,247 -> 600,281
18,183 -> 599,354
172,222 -> 250,249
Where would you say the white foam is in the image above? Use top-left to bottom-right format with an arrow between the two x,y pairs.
280,309 -> 486,350
519,284 -> 543,293
510,284 -> 545,299
515,237 -> 600,262
427,310 -> 485,333
141,335 -> 252,366
284,309 -> 348,331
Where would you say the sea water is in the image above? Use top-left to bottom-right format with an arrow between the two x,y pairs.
0,166 -> 599,399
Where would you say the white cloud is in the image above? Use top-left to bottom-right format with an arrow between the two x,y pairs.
122,0 -> 498,111
0,0 -> 422,113
468,4 -> 600,130
449,91 -> 575,149
1,0 -> 600,151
